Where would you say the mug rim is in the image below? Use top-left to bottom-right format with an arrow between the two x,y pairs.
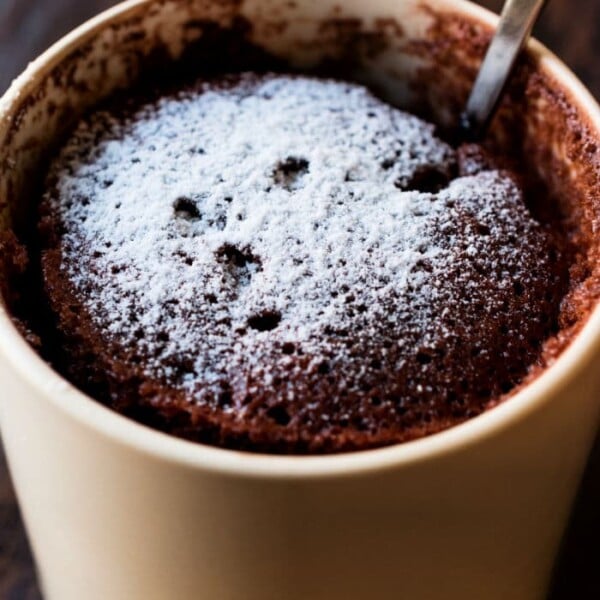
1,0 -> 599,480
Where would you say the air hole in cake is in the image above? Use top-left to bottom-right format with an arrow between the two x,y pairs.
397,165 -> 453,193
370,358 -> 382,370
477,223 -> 491,236
514,281 -> 524,296
248,310 -> 281,332
354,418 -> 369,432
130,354 -> 142,365
218,389 -> 232,408
273,156 -> 309,190
216,244 -> 261,288
216,243 -> 260,269
423,256 -> 437,273
266,404 -> 291,426
317,361 -> 330,374
416,351 -> 432,365
281,342 -> 295,355
175,250 -> 194,266
173,196 -> 201,220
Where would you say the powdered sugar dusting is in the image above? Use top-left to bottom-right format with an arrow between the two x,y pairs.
44,74 -> 552,407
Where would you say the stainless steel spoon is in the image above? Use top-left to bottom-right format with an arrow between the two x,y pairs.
461,0 -> 548,140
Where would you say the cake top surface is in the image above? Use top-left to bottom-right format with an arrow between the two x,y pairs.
41,73 -> 565,452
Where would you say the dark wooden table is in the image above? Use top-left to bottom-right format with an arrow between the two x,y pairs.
0,1 -> 599,597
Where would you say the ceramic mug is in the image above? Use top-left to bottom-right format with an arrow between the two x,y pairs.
1,0 -> 599,598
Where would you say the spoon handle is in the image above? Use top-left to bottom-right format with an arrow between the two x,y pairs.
462,0 -> 548,140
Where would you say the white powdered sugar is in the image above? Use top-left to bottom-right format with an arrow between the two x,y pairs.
45,74 -> 545,402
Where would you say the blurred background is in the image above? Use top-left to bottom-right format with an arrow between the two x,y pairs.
0,0 -> 599,597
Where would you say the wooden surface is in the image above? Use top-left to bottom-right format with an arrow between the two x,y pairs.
0,0 -> 599,597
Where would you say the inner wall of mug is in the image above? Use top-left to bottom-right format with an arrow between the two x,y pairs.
0,0 -> 599,388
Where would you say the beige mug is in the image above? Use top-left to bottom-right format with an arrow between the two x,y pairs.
1,0 -> 600,598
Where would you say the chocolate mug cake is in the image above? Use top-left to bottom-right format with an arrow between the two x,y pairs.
3,70 -> 573,453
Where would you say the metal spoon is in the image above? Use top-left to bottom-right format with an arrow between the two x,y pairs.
461,0 -> 548,140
